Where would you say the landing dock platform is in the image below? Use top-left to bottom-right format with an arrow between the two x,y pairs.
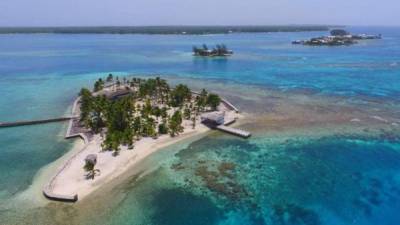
216,125 -> 251,138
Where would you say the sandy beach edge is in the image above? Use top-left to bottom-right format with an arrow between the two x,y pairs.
46,122 -> 213,202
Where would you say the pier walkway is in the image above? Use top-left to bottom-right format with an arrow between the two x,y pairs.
0,116 -> 78,128
216,125 -> 251,138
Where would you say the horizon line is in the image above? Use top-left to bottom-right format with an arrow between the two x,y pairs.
1,24 -> 399,29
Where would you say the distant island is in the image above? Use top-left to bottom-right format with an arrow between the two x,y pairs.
43,75 -> 249,202
292,29 -> 382,46
0,25 -> 331,35
193,44 -> 233,57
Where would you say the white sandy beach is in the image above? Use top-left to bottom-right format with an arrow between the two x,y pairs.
47,107 -> 240,201
49,122 -> 209,200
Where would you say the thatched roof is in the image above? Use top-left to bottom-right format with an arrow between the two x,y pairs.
201,111 -> 225,125
85,154 -> 97,165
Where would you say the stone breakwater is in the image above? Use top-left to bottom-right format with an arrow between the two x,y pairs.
43,97 -> 90,202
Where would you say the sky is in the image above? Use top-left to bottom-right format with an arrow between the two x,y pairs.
0,0 -> 399,27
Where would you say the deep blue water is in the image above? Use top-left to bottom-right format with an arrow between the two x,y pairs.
0,27 -> 400,225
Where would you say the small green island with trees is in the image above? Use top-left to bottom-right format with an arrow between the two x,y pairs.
79,75 -> 222,156
43,75 -> 246,201
193,44 -> 233,57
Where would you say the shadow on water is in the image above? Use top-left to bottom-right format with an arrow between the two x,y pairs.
149,188 -> 223,225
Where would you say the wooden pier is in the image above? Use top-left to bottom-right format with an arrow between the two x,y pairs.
216,125 -> 251,138
0,116 -> 78,128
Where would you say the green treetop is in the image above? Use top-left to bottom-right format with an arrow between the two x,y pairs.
170,84 -> 191,107
168,110 -> 184,137
206,93 -> 221,111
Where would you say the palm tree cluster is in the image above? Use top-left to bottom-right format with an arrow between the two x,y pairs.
193,44 -> 233,57
79,76 -> 221,156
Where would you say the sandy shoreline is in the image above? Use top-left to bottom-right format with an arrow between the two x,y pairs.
10,133 -> 85,207
38,80 -> 244,202
48,121 -> 212,201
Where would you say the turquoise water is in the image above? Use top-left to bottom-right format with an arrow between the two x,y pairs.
98,135 -> 400,225
1,27 -> 400,224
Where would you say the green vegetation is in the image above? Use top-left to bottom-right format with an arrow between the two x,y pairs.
170,84 -> 191,107
193,44 -> 233,57
206,93 -> 221,111
84,158 -> 100,180
93,78 -> 105,92
330,29 -> 349,36
168,111 -> 184,137
106,74 -> 113,82
79,76 -> 222,155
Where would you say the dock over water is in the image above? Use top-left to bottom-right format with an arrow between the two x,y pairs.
0,116 -> 78,128
216,125 -> 251,138
200,110 -> 251,138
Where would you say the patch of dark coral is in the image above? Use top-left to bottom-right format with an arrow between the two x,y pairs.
353,198 -> 372,216
171,162 -> 185,171
218,162 -> 236,178
194,162 -> 249,201
272,203 -> 321,225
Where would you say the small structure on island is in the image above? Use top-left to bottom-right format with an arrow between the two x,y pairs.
85,154 -> 97,165
99,88 -> 131,100
201,111 -> 225,126
330,29 -> 350,36
193,44 -> 233,57
292,29 -> 381,46
201,111 -> 251,138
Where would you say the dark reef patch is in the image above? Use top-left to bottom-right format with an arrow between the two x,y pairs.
175,136 -> 261,159
272,203 -> 321,225
194,162 -> 249,201
171,162 -> 185,171
149,188 -> 223,225
168,132 -> 400,224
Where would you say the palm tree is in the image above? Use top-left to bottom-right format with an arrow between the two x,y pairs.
84,160 -> 100,180
168,110 -> 183,137
88,95 -> 107,133
79,88 -> 93,127
207,93 -> 221,111
221,44 -> 227,52
191,116 -> 196,129
216,44 -> 222,55
193,46 -> 199,55
106,74 -> 113,82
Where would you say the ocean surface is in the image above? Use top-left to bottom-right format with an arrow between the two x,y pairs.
1,27 -> 400,225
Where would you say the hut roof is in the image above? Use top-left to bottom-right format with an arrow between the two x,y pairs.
85,154 -> 97,164
105,89 -> 131,99
201,111 -> 225,125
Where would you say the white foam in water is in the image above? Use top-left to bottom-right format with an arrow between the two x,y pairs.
370,115 -> 388,123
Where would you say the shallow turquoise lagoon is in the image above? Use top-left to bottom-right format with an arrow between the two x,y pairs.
1,27 -> 400,224
96,134 -> 400,225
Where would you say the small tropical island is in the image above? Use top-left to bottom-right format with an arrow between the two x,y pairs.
43,75 -> 247,202
292,29 -> 382,46
193,44 -> 233,57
